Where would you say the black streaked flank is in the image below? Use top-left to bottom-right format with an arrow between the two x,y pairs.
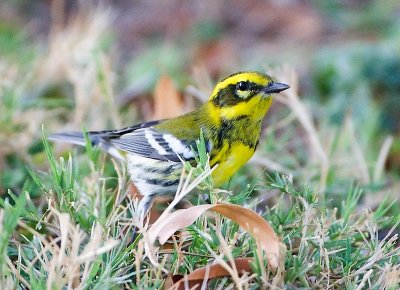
162,164 -> 178,175
145,178 -> 180,187
141,164 -> 177,175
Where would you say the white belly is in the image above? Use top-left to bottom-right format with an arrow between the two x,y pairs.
126,154 -> 182,197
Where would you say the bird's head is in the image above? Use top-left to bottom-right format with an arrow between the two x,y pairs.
208,71 -> 289,120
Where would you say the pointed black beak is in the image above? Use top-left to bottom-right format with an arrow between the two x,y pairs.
263,82 -> 290,94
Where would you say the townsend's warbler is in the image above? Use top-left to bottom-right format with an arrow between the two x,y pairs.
49,71 -> 289,216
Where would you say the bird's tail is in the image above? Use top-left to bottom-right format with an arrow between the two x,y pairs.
48,131 -> 88,146
48,131 -> 124,160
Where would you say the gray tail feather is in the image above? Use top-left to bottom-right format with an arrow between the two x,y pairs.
48,131 -> 124,160
48,132 -> 87,146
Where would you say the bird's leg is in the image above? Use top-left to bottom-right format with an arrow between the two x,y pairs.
137,194 -> 155,221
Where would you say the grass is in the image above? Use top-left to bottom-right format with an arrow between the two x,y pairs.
1,3 -> 400,289
1,134 -> 398,288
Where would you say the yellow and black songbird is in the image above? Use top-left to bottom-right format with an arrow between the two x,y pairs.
49,71 -> 289,216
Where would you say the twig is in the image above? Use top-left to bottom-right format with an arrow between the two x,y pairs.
272,66 -> 329,192
373,135 -> 393,182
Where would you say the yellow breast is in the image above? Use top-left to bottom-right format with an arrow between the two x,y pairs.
211,142 -> 255,186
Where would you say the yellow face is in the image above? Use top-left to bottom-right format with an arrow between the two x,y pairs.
208,71 -> 289,120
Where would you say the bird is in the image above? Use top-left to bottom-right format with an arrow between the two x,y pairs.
49,71 -> 289,217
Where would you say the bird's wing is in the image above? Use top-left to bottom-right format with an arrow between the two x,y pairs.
108,127 -> 197,162
49,120 -> 206,162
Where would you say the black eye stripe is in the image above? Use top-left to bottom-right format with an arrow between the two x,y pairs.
213,81 -> 267,107
236,81 -> 266,92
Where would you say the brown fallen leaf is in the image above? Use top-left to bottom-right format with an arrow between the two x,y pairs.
148,203 -> 283,269
153,75 -> 183,119
167,257 -> 253,290
163,273 -> 175,290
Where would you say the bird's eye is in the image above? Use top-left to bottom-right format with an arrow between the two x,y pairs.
237,81 -> 249,91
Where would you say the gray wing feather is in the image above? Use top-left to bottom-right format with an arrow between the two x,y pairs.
109,128 -> 193,162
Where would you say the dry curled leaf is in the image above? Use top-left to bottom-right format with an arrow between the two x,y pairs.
148,203 -> 283,269
167,257 -> 253,290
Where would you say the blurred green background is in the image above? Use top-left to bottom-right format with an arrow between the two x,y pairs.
1,0 -> 399,211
